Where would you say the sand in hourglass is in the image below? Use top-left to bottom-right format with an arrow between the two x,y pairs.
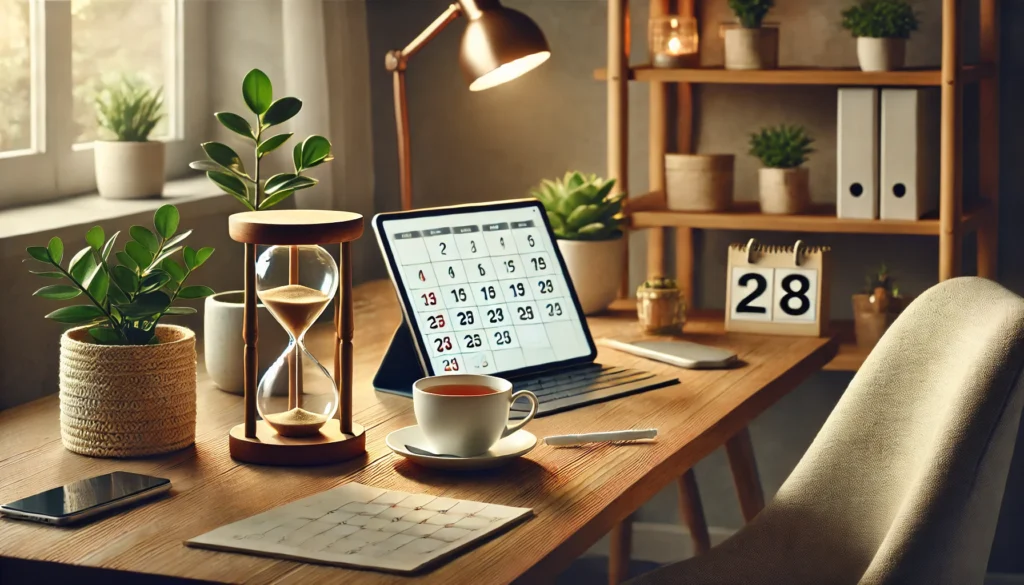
258,284 -> 332,437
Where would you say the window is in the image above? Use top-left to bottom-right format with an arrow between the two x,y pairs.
0,0 -> 204,208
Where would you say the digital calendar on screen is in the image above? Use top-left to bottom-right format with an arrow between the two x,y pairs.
374,201 -> 595,377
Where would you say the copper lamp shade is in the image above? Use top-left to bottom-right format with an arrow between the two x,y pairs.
460,2 -> 551,91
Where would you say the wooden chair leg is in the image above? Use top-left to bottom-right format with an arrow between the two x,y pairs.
725,427 -> 766,522
677,468 -> 711,555
608,520 -> 632,585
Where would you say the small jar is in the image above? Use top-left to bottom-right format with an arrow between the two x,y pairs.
637,286 -> 685,334
649,15 -> 699,69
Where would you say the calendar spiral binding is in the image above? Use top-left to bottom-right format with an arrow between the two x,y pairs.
728,242 -> 832,254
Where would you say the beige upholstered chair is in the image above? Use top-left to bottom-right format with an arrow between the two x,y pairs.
629,277 -> 1024,585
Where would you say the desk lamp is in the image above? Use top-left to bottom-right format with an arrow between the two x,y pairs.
385,0 -> 551,210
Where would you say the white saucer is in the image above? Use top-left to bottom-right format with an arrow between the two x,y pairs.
385,425 -> 537,471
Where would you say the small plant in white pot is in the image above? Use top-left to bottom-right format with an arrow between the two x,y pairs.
750,125 -> 815,214
842,0 -> 919,72
531,171 -> 625,315
25,205 -> 216,458
724,0 -> 777,70
94,77 -> 166,199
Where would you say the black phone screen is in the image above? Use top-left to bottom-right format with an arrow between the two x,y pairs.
2,471 -> 169,517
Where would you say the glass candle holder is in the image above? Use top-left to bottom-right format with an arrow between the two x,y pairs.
649,15 -> 699,69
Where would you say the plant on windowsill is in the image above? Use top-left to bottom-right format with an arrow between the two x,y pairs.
531,171 -> 625,314
94,76 -> 166,200
188,68 -> 333,395
842,0 -> 919,72
24,205 -> 216,458
724,0 -> 778,70
749,124 -> 814,214
636,277 -> 686,334
852,263 -> 910,350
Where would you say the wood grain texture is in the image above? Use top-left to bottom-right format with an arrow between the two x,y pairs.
0,280 -> 836,584
725,428 -> 765,522
228,421 -> 366,466
977,0 -> 999,280
938,0 -> 963,281
676,469 -> 710,555
228,210 -> 364,245
608,521 -> 632,585
592,64 -> 995,86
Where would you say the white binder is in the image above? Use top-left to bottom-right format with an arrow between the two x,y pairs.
836,88 -> 879,219
880,89 -> 940,220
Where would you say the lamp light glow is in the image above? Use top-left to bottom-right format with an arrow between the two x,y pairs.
469,51 -> 551,91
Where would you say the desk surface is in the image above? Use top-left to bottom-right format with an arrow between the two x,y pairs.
0,280 -> 835,584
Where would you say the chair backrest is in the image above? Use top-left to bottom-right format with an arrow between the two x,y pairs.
772,277 -> 1024,584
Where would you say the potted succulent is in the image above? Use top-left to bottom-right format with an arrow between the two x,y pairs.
749,125 -> 814,214
190,69 -> 334,395
93,77 -> 166,199
25,205 -> 215,458
853,264 -> 909,350
636,277 -> 685,334
531,171 -> 625,315
724,0 -> 777,70
842,0 -> 919,72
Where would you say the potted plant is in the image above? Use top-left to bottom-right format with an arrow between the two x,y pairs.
724,0 -> 777,70
531,171 -> 625,315
190,69 -> 334,395
842,0 -> 919,72
94,76 -> 166,199
853,264 -> 909,350
25,205 -> 216,458
749,124 -> 814,214
636,277 -> 685,334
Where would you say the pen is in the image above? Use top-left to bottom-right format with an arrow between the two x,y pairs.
544,429 -> 658,447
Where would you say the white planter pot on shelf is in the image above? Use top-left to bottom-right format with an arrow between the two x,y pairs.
94,140 -> 166,199
856,37 -> 906,72
557,237 -> 625,315
724,27 -> 779,70
759,167 -> 810,215
204,291 -> 290,395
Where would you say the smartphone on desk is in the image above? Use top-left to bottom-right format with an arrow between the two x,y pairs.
0,471 -> 170,526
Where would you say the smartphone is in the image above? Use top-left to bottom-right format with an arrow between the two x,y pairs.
0,471 -> 171,526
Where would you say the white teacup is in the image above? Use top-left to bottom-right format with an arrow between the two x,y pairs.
413,374 -> 539,457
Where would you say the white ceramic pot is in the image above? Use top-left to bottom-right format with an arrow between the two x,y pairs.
724,27 -> 779,70
59,324 -> 196,458
759,167 -> 810,214
557,237 -> 625,315
94,140 -> 165,199
856,37 -> 906,72
204,291 -> 290,395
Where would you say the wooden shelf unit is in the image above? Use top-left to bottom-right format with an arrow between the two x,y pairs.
604,0 -> 1001,372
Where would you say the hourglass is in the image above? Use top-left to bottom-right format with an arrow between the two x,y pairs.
226,210 -> 366,465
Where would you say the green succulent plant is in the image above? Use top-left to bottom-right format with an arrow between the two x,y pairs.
842,0 -> 919,39
729,0 -> 774,28
864,263 -> 901,297
25,205 -> 216,345
191,68 -> 334,212
640,277 -> 678,290
531,172 -> 625,241
749,124 -> 814,168
95,76 -> 164,142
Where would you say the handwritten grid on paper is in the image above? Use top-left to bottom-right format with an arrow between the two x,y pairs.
186,483 -> 533,574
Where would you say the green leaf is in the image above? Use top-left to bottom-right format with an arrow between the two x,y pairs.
27,247 -> 51,263
33,284 -> 82,300
262,97 -> 302,126
101,231 -> 120,261
85,226 -> 105,250
162,229 -> 192,250
546,211 -> 566,233
264,173 -> 297,195
129,225 -> 160,253
257,133 -> 293,157
125,240 -> 153,270
87,268 -> 110,303
30,271 -> 65,278
151,245 -> 183,267
194,247 -> 215,268
300,135 -> 332,168
68,247 -> 94,279
566,204 -> 604,230
112,265 -> 139,294
48,237 -> 64,264
215,111 -> 255,139
292,142 -> 303,172
88,326 -> 122,344
116,251 -> 138,271
242,69 -> 273,115
207,171 -> 253,210
140,271 -> 172,293
163,258 -> 186,282
45,305 -> 105,324
154,205 -> 180,239
183,246 -> 197,270
202,142 -> 246,176
164,306 -> 198,316
107,283 -> 130,305
258,189 -> 295,210
178,285 -> 215,299
120,291 -> 171,318
189,160 -> 227,173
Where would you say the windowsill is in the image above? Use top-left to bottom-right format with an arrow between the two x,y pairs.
0,176 -> 234,257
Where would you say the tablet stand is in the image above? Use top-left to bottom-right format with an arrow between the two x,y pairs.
373,323 -> 426,396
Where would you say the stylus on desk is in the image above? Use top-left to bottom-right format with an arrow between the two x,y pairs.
544,429 -> 658,447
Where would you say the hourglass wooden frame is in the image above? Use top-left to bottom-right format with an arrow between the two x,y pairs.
227,210 -> 366,465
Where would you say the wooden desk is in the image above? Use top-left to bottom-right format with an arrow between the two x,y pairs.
0,280 -> 835,584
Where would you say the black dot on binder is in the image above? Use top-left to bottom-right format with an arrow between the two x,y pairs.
850,183 -> 863,197
894,184 -> 907,198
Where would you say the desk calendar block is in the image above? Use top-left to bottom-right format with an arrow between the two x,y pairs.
725,240 -> 831,337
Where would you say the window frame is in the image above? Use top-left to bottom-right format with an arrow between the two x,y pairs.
0,0 -> 207,209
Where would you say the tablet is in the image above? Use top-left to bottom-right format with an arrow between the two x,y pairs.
373,199 -> 597,378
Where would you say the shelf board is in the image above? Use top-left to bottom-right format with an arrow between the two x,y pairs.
594,63 -> 994,86
630,198 -> 992,237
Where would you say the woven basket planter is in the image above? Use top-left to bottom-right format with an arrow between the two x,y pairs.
59,324 -> 197,458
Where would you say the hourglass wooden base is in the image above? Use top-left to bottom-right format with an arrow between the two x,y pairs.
227,210 -> 367,466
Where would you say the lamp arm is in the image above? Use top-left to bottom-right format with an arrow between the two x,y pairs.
385,3 -> 462,211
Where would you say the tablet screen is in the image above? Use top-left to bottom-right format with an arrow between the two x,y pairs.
374,200 -> 596,377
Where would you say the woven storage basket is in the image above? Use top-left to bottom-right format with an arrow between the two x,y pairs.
59,324 -> 197,458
